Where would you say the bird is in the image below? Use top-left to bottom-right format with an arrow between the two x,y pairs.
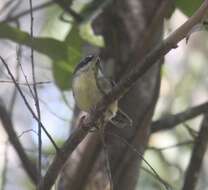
72,54 -> 118,123
72,54 -> 132,128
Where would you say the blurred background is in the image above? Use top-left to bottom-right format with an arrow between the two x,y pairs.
0,0 -> 207,189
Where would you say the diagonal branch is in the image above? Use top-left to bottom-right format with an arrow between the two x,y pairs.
151,101 -> 208,133
39,1 -> 208,189
182,114 -> 208,190
0,101 -> 37,184
0,56 -> 59,151
2,1 -> 54,23
39,121 -> 88,189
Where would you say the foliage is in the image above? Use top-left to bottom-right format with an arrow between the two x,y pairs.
0,22 -> 83,89
0,0 -> 107,90
175,0 -> 203,16
0,0 -> 204,90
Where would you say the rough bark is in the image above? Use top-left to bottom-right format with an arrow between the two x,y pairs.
59,0 -> 164,189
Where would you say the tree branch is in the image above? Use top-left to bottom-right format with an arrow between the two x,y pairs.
39,120 -> 89,190
151,101 -> 208,133
0,80 -> 52,85
182,114 -> 208,190
148,140 -> 194,151
37,1 -> 208,189
0,101 -> 37,184
28,0 -> 42,187
0,56 -> 59,151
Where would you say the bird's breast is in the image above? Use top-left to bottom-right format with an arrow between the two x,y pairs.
72,71 -> 103,112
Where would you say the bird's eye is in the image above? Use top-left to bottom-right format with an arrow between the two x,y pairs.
73,55 -> 95,74
85,55 -> 94,63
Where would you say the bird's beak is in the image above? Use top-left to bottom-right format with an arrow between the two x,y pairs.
95,56 -> 103,71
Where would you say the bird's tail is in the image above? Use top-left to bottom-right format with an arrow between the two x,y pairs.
110,108 -> 132,128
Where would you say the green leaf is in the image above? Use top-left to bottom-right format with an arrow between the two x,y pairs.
60,25 -> 83,89
0,22 -> 69,61
0,22 -> 83,90
80,22 -> 104,47
175,0 -> 203,16
53,60 -> 73,90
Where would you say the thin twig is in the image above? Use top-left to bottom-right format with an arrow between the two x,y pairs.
39,1 -> 208,189
148,140 -> 194,151
18,129 -> 38,138
18,55 -> 36,99
183,123 -> 198,139
0,80 -> 52,85
38,97 -> 69,121
0,56 -> 59,151
140,166 -> 172,189
107,132 -> 171,190
182,114 -> 208,190
20,86 -> 69,121
60,91 -> 73,110
29,0 -> 42,187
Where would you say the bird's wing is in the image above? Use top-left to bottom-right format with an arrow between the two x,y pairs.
96,75 -> 114,95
